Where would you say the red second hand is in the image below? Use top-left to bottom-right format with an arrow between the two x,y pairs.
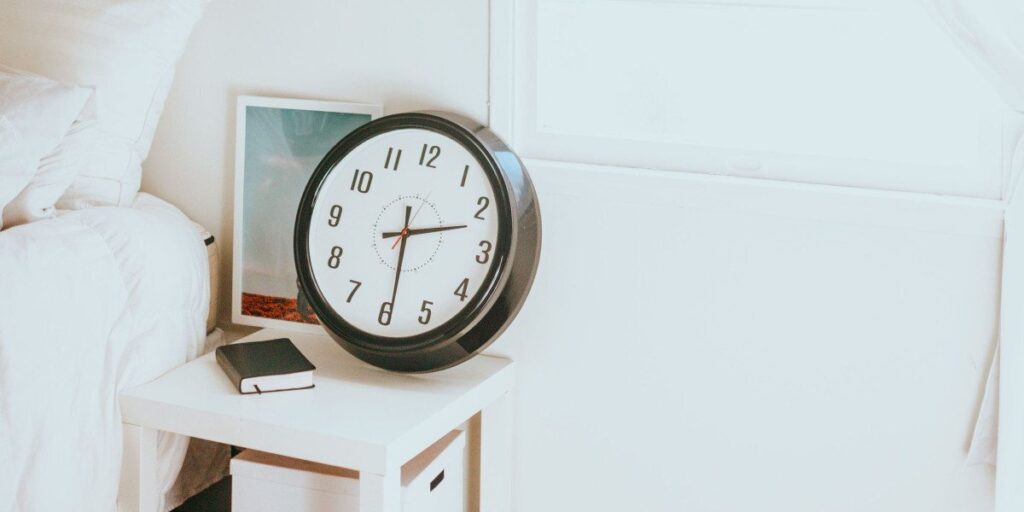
391,194 -> 429,249
391,226 -> 408,249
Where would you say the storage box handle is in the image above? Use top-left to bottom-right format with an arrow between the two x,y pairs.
430,470 -> 445,491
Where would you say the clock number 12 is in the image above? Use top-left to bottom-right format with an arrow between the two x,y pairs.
419,144 -> 440,168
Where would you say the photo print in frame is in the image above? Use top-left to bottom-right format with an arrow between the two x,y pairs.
232,95 -> 382,332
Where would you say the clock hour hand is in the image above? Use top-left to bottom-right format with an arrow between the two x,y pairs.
390,205 -> 412,305
382,224 -> 467,239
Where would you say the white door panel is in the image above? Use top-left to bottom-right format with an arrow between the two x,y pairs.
507,0 -> 1012,198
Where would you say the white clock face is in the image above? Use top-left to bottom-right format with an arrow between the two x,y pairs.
307,128 -> 501,338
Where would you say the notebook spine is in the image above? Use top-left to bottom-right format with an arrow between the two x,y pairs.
215,348 -> 245,393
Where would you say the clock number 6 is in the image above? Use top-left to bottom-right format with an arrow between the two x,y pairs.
418,300 -> 433,325
477,241 -> 492,264
327,246 -> 343,269
378,302 -> 393,326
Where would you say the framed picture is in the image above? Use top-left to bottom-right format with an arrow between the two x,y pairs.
232,95 -> 382,332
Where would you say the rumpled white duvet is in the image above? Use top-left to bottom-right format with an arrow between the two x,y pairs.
0,193 -> 209,511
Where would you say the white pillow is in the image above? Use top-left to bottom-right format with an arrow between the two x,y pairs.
3,103 -> 98,228
0,69 -> 92,230
0,118 -> 26,215
0,0 -> 208,208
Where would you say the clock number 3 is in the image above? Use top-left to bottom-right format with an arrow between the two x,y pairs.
477,241 -> 492,264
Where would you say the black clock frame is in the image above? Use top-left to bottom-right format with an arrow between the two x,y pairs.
294,111 -> 541,372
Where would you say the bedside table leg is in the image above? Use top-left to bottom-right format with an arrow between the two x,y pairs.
359,470 -> 401,512
479,391 -> 513,512
119,425 -> 161,512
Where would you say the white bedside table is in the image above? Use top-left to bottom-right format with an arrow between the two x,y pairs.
118,328 -> 515,512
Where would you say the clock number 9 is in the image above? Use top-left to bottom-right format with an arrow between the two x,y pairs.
327,246 -> 343,269
476,241 -> 492,264
378,302 -> 393,326
327,205 -> 342,227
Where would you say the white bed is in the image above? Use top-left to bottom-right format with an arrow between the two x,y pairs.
0,193 -> 219,511
0,1 -> 224,509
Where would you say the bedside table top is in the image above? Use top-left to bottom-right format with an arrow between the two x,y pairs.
120,328 -> 514,474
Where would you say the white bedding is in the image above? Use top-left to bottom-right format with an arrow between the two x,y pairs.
0,193 -> 210,511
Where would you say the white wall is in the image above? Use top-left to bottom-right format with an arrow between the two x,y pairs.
145,1 -> 1003,510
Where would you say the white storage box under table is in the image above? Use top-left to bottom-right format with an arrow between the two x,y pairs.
118,328 -> 515,512
232,430 -> 466,512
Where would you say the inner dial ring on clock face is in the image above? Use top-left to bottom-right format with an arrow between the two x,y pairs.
371,195 -> 444,272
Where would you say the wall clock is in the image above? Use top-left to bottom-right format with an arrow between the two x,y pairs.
294,111 -> 541,372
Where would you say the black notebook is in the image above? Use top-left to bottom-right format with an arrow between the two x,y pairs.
216,338 -> 316,394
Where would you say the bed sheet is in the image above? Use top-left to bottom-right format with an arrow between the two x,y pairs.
0,193 -> 211,511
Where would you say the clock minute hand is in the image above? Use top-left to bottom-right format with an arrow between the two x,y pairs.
390,205 -> 412,305
382,224 -> 467,239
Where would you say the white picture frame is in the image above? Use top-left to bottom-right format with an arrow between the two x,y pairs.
232,95 -> 382,332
